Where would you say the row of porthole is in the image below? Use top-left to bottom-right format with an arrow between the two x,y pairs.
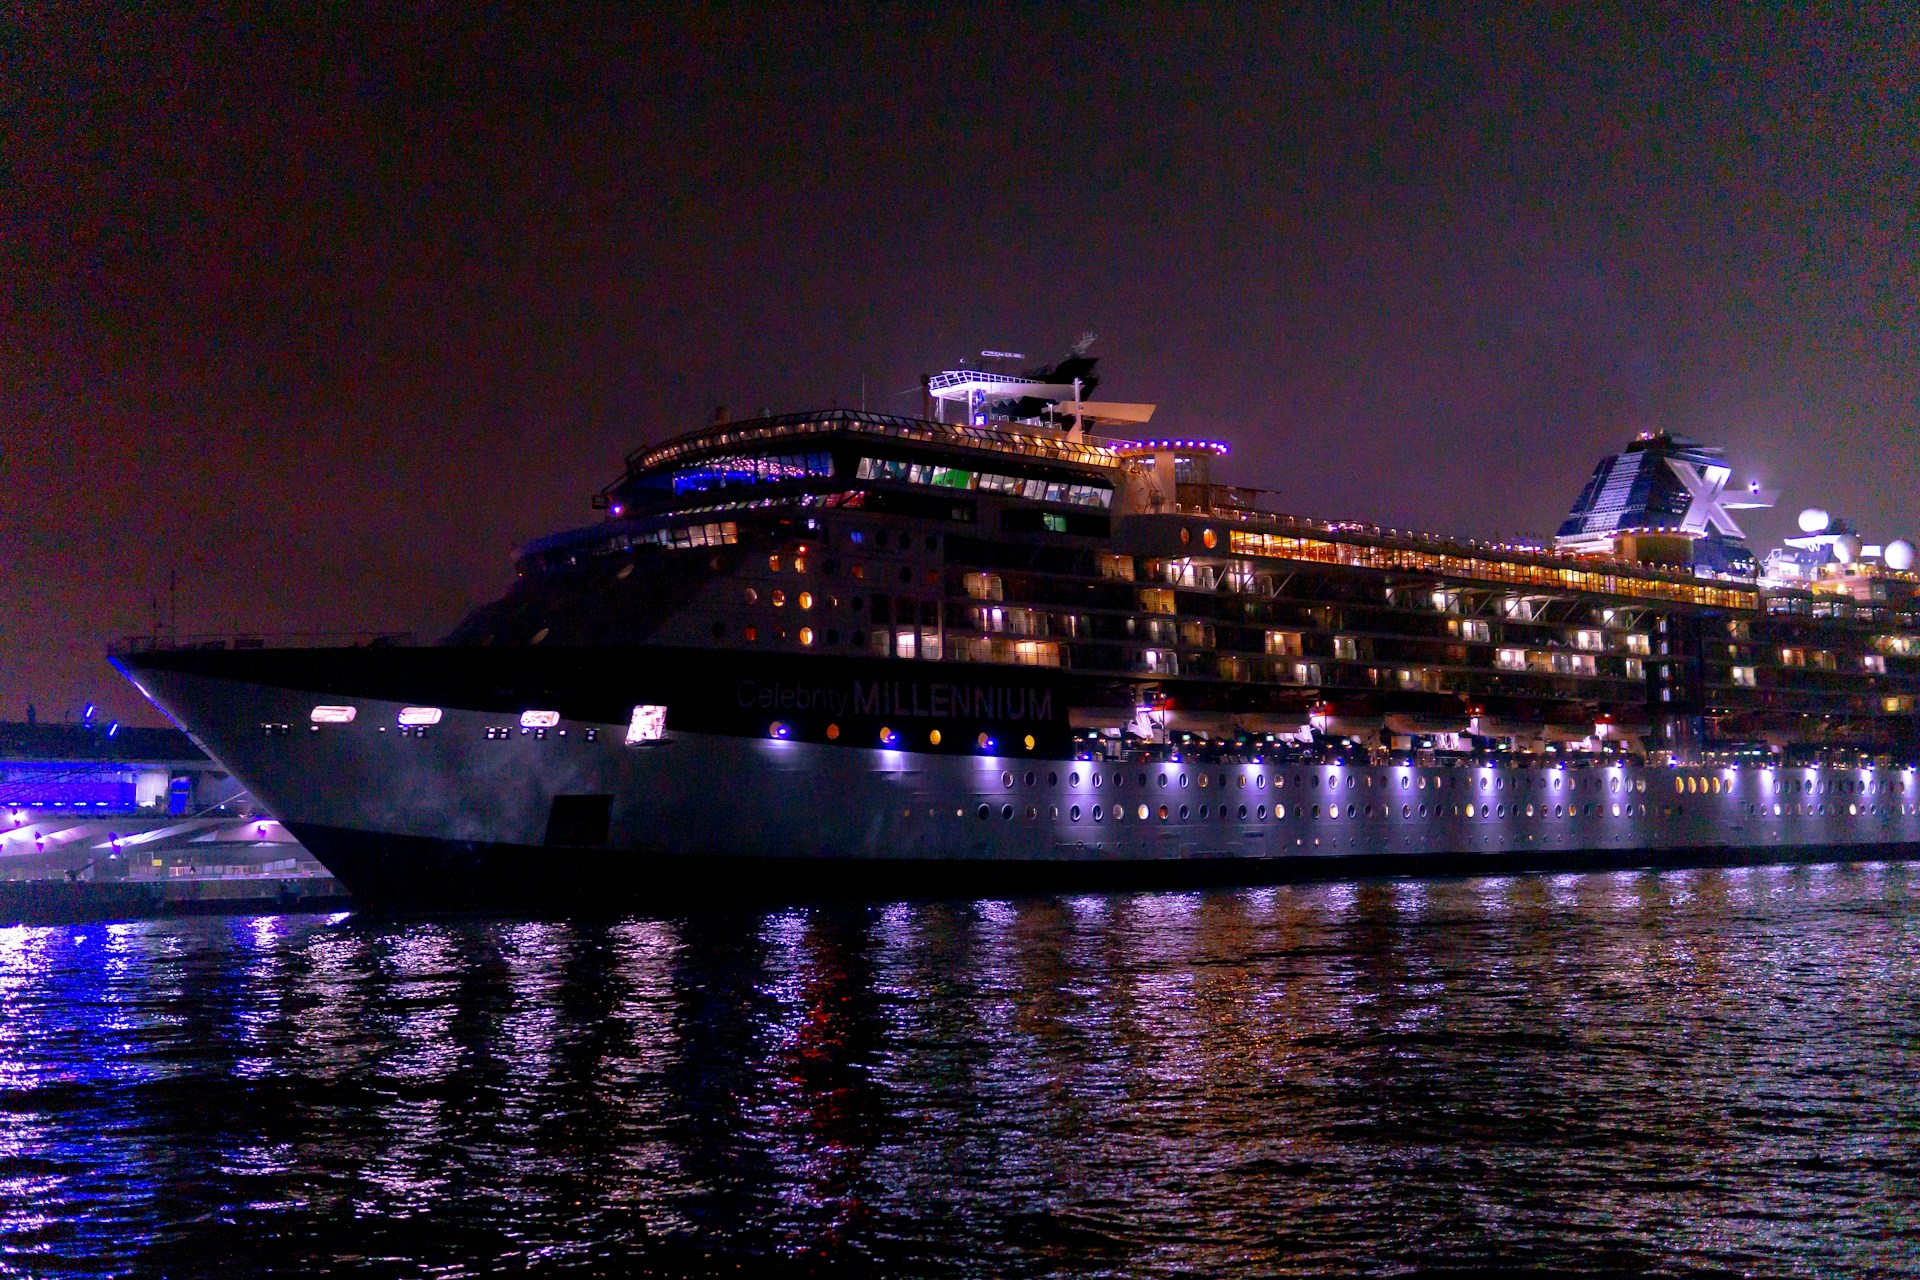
806,724 -> 1041,752
1758,802 -> 1915,817
1004,769 -> 1649,795
963,800 -> 1654,823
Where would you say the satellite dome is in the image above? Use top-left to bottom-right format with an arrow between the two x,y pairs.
1797,507 -> 1831,533
1831,534 -> 1860,564
1886,539 -> 1916,572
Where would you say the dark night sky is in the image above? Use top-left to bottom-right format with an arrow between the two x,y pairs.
4,5 -> 1915,725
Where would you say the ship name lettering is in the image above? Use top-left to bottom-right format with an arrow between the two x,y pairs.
849,680 -> 1052,723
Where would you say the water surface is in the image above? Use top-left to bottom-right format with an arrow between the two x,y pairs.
2,862 -> 1917,1276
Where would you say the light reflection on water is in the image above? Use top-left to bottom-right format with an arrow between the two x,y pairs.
0,864 -> 1916,1275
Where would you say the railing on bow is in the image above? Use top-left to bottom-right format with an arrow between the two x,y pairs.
110,631 -> 417,656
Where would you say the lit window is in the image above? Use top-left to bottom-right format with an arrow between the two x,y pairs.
520,710 -> 561,729
625,705 -> 667,744
397,707 -> 442,726
1333,636 -> 1357,660
1496,648 -> 1528,672
771,590 -> 786,607
1265,630 -> 1303,656
799,627 -> 814,645
1864,654 -> 1886,673
798,592 -> 813,610
309,705 -> 356,724
1732,666 -> 1757,687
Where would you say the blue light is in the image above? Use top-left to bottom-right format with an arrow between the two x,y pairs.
83,703 -> 96,722
107,722 -> 119,737
981,736 -> 995,751
769,722 -> 790,740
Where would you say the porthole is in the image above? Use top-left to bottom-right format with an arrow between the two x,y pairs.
1200,805 -> 1210,819
1347,804 -> 1356,818
1179,805 -> 1189,819
1024,771 -> 1036,787
1070,772 -> 1081,787
1092,805 -> 1104,821
928,729 -> 941,745
771,590 -> 786,608
1202,528 -> 1218,549
1002,771 -> 1015,788
1002,804 -> 1014,820
798,627 -> 814,645
1419,805 -> 1428,817
798,592 -> 813,610
1093,773 -> 1103,789
1071,805 -> 1082,821
977,805 -> 990,820
1023,734 -> 1036,751
1257,775 -> 1267,789
1401,776 -> 1410,790
768,555 -> 781,572
1257,804 -> 1267,820
1275,804 -> 1285,818
1049,772 -> 1058,786
1137,805 -> 1149,821
1158,773 -> 1169,788
616,563 -> 634,580
1178,774 -> 1189,789
1238,805 -> 1249,819
826,723 -> 840,740
1158,805 -> 1169,820
1402,804 -> 1411,818
1310,804 -> 1320,818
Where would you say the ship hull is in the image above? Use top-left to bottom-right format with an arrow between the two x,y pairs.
117,649 -> 1920,912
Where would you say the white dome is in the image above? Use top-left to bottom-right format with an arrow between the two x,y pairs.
1831,534 -> 1860,564
1797,507 -> 1831,533
1886,539 -> 1916,572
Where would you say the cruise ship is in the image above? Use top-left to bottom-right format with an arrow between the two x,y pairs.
113,351 -> 1920,909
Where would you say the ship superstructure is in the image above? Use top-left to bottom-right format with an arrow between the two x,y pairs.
114,352 -> 1920,908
